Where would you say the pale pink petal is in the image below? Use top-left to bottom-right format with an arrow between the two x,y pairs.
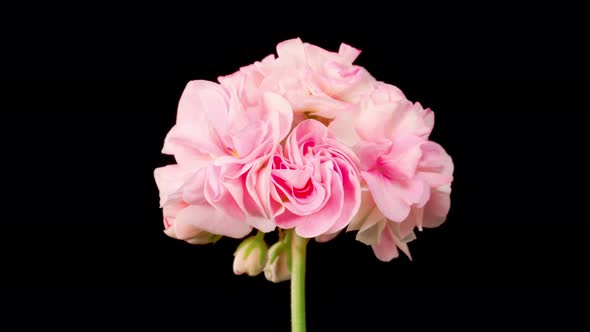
418,142 -> 454,187
262,92 -> 293,141
175,80 -> 228,125
355,142 -> 391,171
400,207 -> 424,234
154,165 -> 188,206
393,236 -> 413,261
334,68 -> 377,104
223,173 -> 276,233
422,185 -> 451,228
245,216 -> 276,233
328,110 -> 361,146
416,103 -> 435,136
229,120 -> 265,159
362,171 -> 413,222
275,169 -> 333,233
163,125 -> 218,168
315,231 -> 341,243
281,179 -> 326,216
271,167 -> 313,189
325,160 -> 361,234
246,158 -> 274,218
181,167 -> 207,205
203,166 -> 247,221
174,204 -> 252,239
355,101 -> 401,142
386,135 -> 425,179
369,82 -> 406,104
338,43 -> 361,62
347,190 -> 377,231
371,226 -> 399,262
356,219 -> 386,246
162,80 -> 230,166
293,169 -> 342,238
393,102 -> 434,139
294,95 -> 351,118
276,38 -> 306,66
272,209 -> 301,230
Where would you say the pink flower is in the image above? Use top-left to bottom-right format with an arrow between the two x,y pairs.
270,120 -> 361,238
259,38 -> 376,119
349,142 -> 454,261
331,83 -> 436,223
155,71 -> 293,240
330,82 -> 454,260
154,38 -> 454,262
154,165 -> 252,243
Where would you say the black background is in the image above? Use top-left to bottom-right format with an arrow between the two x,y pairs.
1,5 -> 588,331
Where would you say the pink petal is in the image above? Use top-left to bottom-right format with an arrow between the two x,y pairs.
154,165 -> 188,206
162,80 -> 230,167
356,219 -> 386,246
245,216 -> 276,233
392,235 -> 413,260
174,204 -> 252,239
389,102 -> 433,140
328,110 -> 361,146
355,142 -> 392,171
271,166 -> 313,189
400,207 -> 424,234
371,225 -> 399,262
347,190 -> 378,232
246,158 -> 273,218
296,95 -> 352,119
315,231 -> 341,243
203,166 -> 247,221
362,170 -> 417,222
325,160 -> 361,234
223,174 -> 276,233
355,101 -> 401,142
422,186 -> 451,228
263,92 -> 293,142
276,38 -> 306,66
418,142 -> 454,187
338,43 -> 362,63
386,135 -> 425,179
294,169 -> 342,238
175,80 -> 229,125
276,167 -> 341,238
181,167 -> 207,205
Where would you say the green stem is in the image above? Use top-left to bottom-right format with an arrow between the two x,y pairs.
291,231 -> 309,332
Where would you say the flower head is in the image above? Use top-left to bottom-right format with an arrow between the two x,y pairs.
154,38 -> 454,263
270,120 -> 361,238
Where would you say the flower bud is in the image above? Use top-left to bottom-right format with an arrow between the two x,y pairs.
233,234 -> 268,277
264,242 -> 291,283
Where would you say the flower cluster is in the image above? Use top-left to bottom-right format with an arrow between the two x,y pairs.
155,38 -> 454,278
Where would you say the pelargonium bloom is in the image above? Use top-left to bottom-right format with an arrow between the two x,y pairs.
155,69 -> 293,242
348,141 -> 454,261
154,38 -> 455,332
270,120 -> 361,238
331,83 -> 454,261
154,38 -> 453,263
258,38 -> 377,119
154,165 -> 251,243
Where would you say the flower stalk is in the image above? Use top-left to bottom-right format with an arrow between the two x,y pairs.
291,231 -> 309,332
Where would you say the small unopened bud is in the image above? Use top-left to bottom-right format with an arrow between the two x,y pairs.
264,242 -> 291,283
233,233 -> 268,277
